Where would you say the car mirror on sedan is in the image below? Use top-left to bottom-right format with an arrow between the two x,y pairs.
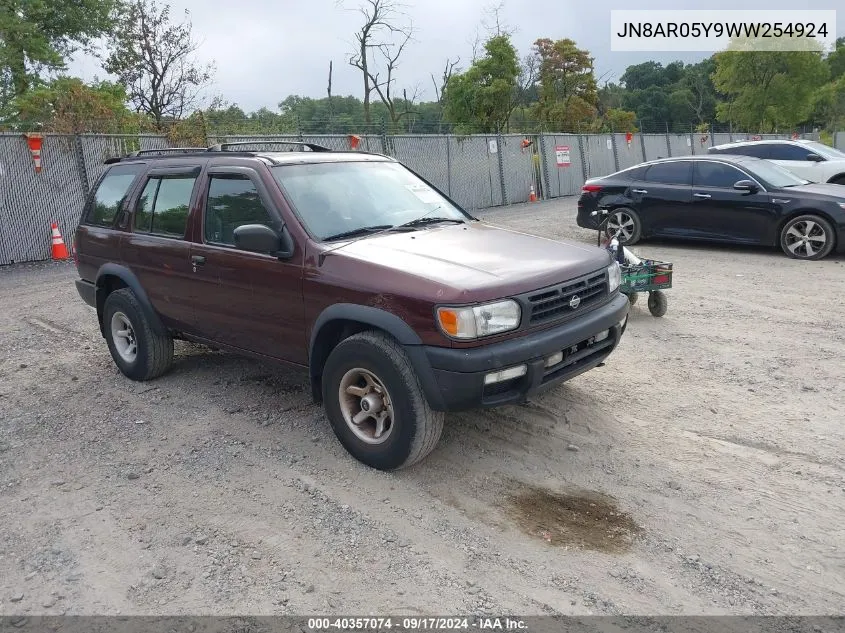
733,180 -> 759,194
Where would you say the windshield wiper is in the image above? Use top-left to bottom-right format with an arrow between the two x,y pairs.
402,217 -> 465,227
323,225 -> 394,241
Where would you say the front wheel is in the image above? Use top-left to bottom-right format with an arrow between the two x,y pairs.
321,331 -> 444,471
648,290 -> 668,317
780,214 -> 835,260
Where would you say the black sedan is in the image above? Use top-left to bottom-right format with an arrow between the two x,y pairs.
576,155 -> 845,260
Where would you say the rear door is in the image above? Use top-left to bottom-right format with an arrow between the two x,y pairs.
628,161 -> 693,236
690,161 -> 777,243
121,165 -> 202,332
189,166 -> 306,364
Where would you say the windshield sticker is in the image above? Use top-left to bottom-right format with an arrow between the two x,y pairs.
405,184 -> 441,204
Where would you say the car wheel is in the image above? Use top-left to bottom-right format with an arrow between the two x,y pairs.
322,330 -> 444,471
103,289 -> 174,381
605,207 -> 642,245
828,176 -> 845,185
780,215 -> 835,260
647,290 -> 668,317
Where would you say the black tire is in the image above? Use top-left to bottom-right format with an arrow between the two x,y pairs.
321,330 -> 444,471
102,288 -> 174,381
828,176 -> 845,185
605,207 -> 642,246
647,290 -> 668,317
625,292 -> 638,306
779,214 -> 836,260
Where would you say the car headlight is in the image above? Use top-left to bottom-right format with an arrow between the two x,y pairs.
437,299 -> 521,339
608,262 -> 621,294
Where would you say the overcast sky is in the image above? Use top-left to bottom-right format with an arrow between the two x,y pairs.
67,0 -> 844,112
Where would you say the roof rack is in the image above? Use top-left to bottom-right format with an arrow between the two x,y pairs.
207,141 -> 332,153
129,147 -> 210,156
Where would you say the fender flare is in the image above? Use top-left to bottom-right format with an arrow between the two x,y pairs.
95,263 -> 167,336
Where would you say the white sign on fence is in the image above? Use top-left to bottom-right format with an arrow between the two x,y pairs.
488,139 -> 498,154
555,145 -> 571,167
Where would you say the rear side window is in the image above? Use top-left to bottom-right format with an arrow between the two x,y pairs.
768,143 -> 819,161
711,145 -> 770,158
643,162 -> 692,185
134,176 -> 197,238
86,164 -> 144,227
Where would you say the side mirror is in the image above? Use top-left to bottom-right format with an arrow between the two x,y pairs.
233,224 -> 294,259
733,180 -> 759,194
806,153 -> 824,162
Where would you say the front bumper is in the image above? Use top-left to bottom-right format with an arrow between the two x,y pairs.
412,293 -> 629,411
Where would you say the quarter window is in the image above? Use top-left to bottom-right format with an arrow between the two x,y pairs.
134,176 -> 196,237
86,164 -> 144,227
768,143 -> 820,161
204,176 -> 274,247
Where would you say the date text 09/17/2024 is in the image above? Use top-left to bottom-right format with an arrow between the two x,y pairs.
306,617 -> 529,631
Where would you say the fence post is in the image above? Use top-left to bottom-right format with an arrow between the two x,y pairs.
609,124 -> 620,172
665,122 -> 672,157
445,135 -> 452,196
638,121 -> 647,162
538,133 -> 551,200
689,124 -> 696,155
74,135 -> 90,197
577,131 -> 589,181
380,118 -> 389,155
496,131 -> 508,206
709,123 -> 715,147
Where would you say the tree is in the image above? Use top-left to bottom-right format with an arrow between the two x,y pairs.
827,37 -> 845,80
13,76 -> 149,133
346,0 -> 406,126
105,0 -> 215,128
530,38 -> 598,131
442,34 -> 520,134
0,0 -> 121,97
367,26 -> 418,125
713,45 -> 829,131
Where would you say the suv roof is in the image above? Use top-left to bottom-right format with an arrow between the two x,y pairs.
104,141 -> 393,166
710,139 -> 814,150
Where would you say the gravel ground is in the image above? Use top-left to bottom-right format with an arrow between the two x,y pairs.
1,197 -> 844,616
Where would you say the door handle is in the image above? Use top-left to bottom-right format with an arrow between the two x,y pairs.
191,255 -> 206,265
694,193 -> 711,199
632,189 -> 648,194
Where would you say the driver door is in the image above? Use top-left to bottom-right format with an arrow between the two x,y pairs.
189,166 -> 306,364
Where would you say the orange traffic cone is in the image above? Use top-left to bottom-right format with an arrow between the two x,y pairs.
528,184 -> 537,202
51,222 -> 69,260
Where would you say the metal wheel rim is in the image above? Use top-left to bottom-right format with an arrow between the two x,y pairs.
785,220 -> 827,258
338,368 -> 395,445
607,211 -> 635,242
110,311 -> 138,363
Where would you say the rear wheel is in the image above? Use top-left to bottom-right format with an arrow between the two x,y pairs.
103,289 -> 173,381
828,176 -> 845,185
605,207 -> 642,245
321,331 -> 444,471
648,290 -> 668,317
780,214 -> 835,260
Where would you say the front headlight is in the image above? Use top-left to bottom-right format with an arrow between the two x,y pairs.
437,299 -> 521,339
608,262 -> 621,294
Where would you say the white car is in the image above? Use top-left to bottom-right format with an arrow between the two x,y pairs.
707,139 -> 845,185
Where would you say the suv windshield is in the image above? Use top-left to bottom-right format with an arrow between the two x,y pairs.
271,161 -> 468,240
745,159 -> 810,188
802,141 -> 845,160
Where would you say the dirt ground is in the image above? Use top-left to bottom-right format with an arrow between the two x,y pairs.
1,198 -> 843,617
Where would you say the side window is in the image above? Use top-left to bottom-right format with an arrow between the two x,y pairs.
694,162 -> 749,188
737,144 -> 771,159
204,176 -> 273,247
85,164 -> 144,227
133,176 -> 196,238
643,162 -> 692,185
769,143 -> 816,161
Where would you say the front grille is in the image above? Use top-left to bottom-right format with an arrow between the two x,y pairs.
525,271 -> 607,326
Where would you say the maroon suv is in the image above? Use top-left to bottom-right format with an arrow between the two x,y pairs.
73,142 -> 628,470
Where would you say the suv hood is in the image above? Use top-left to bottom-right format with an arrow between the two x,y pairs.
325,221 -> 612,303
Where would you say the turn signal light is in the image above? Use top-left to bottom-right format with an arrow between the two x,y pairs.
582,184 -> 602,192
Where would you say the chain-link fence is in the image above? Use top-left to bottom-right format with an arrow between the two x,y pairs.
1,128 -> 843,264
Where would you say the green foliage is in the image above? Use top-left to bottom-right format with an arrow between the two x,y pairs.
0,0 -> 120,96
12,76 -> 151,133
530,38 -> 597,131
827,37 -> 845,80
713,47 -> 829,131
442,35 -> 520,134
